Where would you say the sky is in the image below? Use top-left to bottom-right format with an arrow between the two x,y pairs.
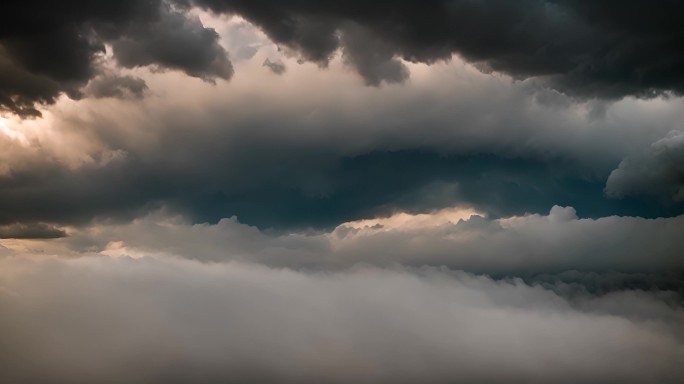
1,1 -> 683,383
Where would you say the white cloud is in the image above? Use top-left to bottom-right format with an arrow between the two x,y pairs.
0,255 -> 682,383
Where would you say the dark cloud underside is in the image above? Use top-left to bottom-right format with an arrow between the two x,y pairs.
191,0 -> 684,95
3,1 -> 684,114
0,0 -> 231,115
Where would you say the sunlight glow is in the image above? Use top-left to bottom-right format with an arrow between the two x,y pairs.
0,115 -> 29,145
340,207 -> 483,231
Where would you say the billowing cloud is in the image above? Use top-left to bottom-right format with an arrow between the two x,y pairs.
109,3 -> 233,82
606,131 -> 684,202
0,0 -> 231,115
2,53 -> 684,229
4,0 -> 684,116
0,255 -> 682,384
18,206 -> 679,275
1,4 -> 682,383
189,0 -> 684,97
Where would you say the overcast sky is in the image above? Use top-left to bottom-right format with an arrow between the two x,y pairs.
1,1 -> 683,383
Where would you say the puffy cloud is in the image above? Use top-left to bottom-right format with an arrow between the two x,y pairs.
83,74 -> 148,99
2,52 -> 684,229
4,0 -> 684,115
109,3 -> 233,82
0,255 -> 682,384
21,206 -> 681,275
189,0 -> 684,98
0,0 -> 231,115
606,131 -> 684,202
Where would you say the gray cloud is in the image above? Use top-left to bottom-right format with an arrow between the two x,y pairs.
83,74 -> 148,99
0,255 -> 682,384
0,0 -> 231,115
3,0 -> 684,115
110,3 -> 233,82
2,58 -> 683,229
189,0 -> 684,97
606,131 -> 684,202
262,58 -> 286,75
340,22 -> 409,86
48,206 -> 684,275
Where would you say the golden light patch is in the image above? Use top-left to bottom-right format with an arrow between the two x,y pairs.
341,207 -> 482,231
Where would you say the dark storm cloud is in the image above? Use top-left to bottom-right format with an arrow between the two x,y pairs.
1,256 -> 683,384
3,0 -> 684,113
109,3 -> 233,81
0,0 -> 231,115
190,0 -> 684,96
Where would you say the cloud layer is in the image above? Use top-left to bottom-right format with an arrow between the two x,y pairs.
1,4 -> 683,383
1,255 -> 682,384
2,51 -> 684,230
12,206 -> 680,276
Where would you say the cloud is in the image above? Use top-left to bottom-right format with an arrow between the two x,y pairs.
109,3 -> 233,82
2,53 -> 684,229
0,222 -> 65,239
3,0 -> 684,115
83,74 -> 148,99
263,58 -> 286,75
0,0 -> 231,116
24,206 -> 680,275
189,0 -> 684,98
0,255 -> 682,384
339,22 -> 409,86
606,131 -> 684,202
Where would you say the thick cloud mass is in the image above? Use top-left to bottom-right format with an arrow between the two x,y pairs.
2,54 -> 684,229
109,3 -> 233,81
1,3 -> 683,383
0,0 -> 231,115
3,0 -> 684,115
190,0 -> 684,96
606,131 -> 684,202
48,206 -> 683,274
1,256 -> 683,384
